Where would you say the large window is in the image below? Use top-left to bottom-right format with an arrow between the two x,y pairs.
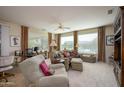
60,33 -> 74,50
78,30 -> 98,54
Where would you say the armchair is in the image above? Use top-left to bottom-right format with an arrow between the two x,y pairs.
0,56 -> 14,82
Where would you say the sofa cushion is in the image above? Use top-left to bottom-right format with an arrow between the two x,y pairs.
49,64 -> 65,69
54,67 -> 67,76
49,68 -> 55,75
49,64 -> 67,77
36,75 -> 69,87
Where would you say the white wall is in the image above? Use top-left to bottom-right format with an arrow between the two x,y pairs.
105,25 -> 114,63
0,20 -> 21,56
28,27 -> 48,39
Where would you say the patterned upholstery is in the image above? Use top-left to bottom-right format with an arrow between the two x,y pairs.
71,58 -> 83,71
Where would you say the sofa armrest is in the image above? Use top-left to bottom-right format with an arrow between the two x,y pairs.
49,64 -> 65,69
35,75 -> 69,87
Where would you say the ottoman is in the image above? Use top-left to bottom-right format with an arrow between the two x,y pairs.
71,58 -> 83,71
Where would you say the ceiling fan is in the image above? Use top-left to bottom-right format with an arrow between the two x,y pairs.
54,23 -> 70,33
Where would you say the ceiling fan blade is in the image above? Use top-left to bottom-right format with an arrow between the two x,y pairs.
63,27 -> 70,29
54,28 -> 59,31
53,23 -> 70,32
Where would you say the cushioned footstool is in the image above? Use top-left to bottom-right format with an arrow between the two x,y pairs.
71,58 -> 83,71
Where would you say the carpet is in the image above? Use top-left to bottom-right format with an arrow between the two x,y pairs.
68,62 -> 118,87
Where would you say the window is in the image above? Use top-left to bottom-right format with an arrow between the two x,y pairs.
61,34 -> 74,50
78,32 -> 98,54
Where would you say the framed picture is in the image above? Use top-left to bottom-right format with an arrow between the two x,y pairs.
10,36 -> 20,47
106,35 -> 114,46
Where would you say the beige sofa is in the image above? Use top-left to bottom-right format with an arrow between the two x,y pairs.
19,55 -> 69,87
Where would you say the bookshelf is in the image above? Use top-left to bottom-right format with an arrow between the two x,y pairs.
0,25 -> 1,56
114,7 -> 124,86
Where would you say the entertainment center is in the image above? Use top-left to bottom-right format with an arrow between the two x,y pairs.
114,7 -> 124,86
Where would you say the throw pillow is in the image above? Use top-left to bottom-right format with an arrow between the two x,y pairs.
39,61 -> 51,76
71,50 -> 78,57
66,52 -> 70,57
45,58 -> 51,67
39,61 -> 54,76
63,51 -> 67,57
63,51 -> 70,57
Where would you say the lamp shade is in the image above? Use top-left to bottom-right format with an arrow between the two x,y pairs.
75,43 -> 79,47
50,40 -> 57,47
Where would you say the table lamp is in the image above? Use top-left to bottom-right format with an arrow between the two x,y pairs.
50,40 -> 57,52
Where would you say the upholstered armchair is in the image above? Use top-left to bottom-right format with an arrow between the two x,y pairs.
0,56 -> 14,82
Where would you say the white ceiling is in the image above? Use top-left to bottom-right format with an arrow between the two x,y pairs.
0,6 -> 118,33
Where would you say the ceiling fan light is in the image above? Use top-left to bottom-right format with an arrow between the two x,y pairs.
54,29 -> 64,33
